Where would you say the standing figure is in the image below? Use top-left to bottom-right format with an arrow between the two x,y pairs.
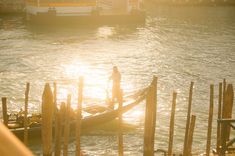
109,66 -> 121,109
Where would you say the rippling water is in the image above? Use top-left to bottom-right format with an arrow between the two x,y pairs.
0,5 -> 235,155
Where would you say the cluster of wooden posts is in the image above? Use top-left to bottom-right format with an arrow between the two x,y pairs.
1,76 -> 234,156
143,78 -> 234,156
157,79 -> 234,156
40,78 -> 85,156
216,80 -> 234,155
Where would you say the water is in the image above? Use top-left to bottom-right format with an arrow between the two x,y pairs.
0,5 -> 235,155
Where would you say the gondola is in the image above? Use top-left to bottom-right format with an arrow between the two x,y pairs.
9,88 -> 147,140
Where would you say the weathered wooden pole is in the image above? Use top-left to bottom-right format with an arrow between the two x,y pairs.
24,82 -> 30,145
216,83 -> 222,153
42,83 -> 54,156
183,82 -> 194,156
118,89 -> 123,156
60,102 -> 66,117
63,94 -> 71,156
187,115 -> 196,156
206,84 -> 214,156
54,105 -> 62,156
220,120 -> 227,156
1,97 -> 8,126
53,82 -> 57,118
223,79 -> 226,96
53,82 -> 60,156
150,76 -> 157,152
144,86 -> 153,156
223,84 -> 234,141
55,102 -> 66,156
168,92 -> 177,156
221,79 -> 228,144
222,79 -> 226,117
76,77 -> 83,156
143,76 -> 157,156
59,102 -> 66,155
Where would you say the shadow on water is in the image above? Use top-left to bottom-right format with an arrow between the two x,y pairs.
0,14 -> 25,30
0,13 -> 146,40
25,23 -> 145,39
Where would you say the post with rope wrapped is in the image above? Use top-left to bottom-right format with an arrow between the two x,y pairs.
118,89 -> 123,156
24,82 -> 30,145
168,92 -> 177,156
183,82 -> 194,156
76,77 -> 83,156
1,97 -> 8,126
143,76 -> 157,156
41,83 -> 54,156
63,94 -> 71,156
206,84 -> 214,156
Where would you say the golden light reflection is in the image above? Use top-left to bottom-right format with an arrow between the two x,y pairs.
63,64 -> 88,79
57,62 -> 137,112
123,109 -> 144,123
59,62 -> 109,107
97,26 -> 115,38
57,87 -> 69,102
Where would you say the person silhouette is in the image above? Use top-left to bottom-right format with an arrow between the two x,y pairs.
109,66 -> 121,109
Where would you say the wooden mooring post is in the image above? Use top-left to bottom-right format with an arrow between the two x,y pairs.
187,115 -> 196,156
54,105 -> 62,156
223,79 -> 226,98
63,94 -> 71,156
183,82 -> 194,156
168,92 -> 177,156
143,76 -> 157,156
57,102 -> 66,155
206,84 -> 214,156
216,82 -> 222,154
1,97 -> 8,126
24,82 -> 30,145
42,83 -> 54,156
76,77 -> 83,156
118,90 -> 124,156
223,84 -> 234,141
53,82 -> 57,123
54,82 -> 62,156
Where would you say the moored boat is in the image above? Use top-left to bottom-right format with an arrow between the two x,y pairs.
25,0 -> 145,24
8,89 -> 147,140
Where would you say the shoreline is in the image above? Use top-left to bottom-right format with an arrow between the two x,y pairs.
1,1 -> 235,14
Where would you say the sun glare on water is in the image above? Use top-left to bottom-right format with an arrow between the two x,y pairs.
53,61 -> 141,122
56,62 -> 109,108
97,26 -> 115,38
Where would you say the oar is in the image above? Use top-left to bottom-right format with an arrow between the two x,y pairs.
105,80 -> 111,106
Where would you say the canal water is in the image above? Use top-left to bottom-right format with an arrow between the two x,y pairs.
0,5 -> 235,155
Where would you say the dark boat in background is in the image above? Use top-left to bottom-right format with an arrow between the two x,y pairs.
25,0 -> 145,24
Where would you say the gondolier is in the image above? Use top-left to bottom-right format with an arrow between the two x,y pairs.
109,66 -> 121,109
